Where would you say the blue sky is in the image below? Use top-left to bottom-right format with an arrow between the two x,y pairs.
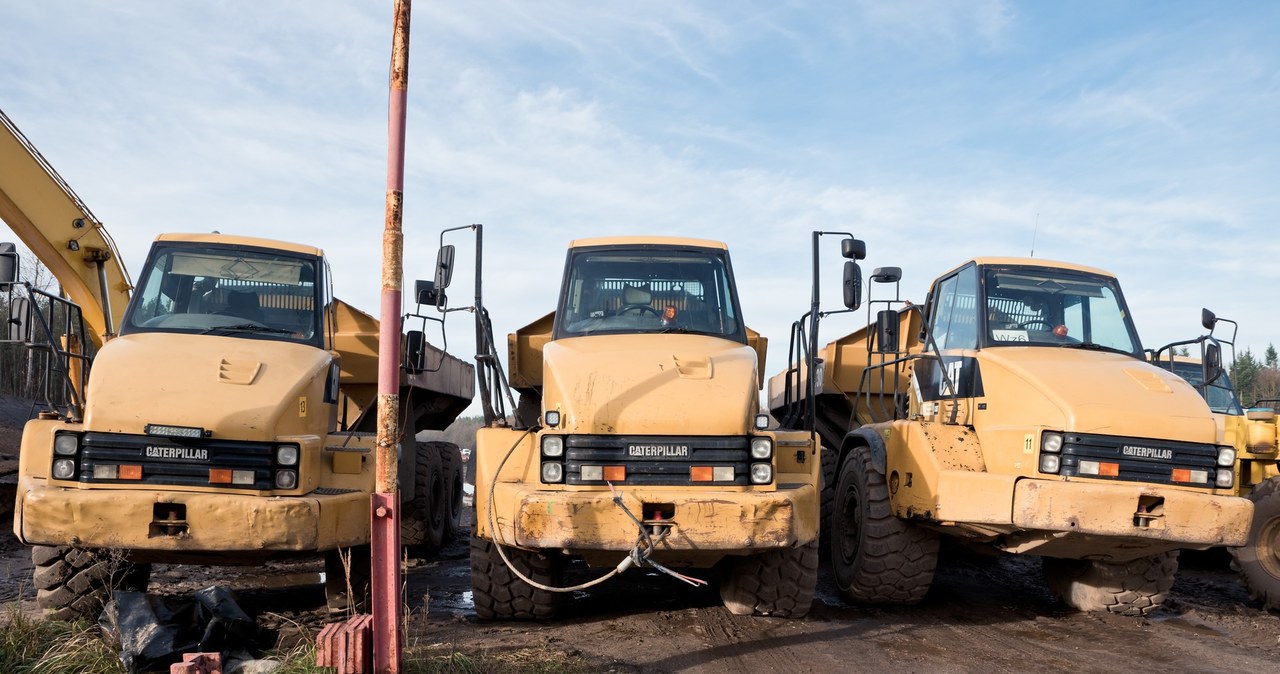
3,1 -> 1279,404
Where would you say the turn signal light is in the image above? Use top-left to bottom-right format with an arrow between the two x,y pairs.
691,466 -> 714,482
1098,462 -> 1120,477
119,465 -> 143,480
210,468 -> 233,484
603,465 -> 626,482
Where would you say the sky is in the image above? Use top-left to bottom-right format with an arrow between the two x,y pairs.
3,1 -> 1280,413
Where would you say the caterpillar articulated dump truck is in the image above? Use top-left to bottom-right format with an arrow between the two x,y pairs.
471,235 -> 829,619
0,108 -> 472,618
770,252 -> 1253,615
1152,311 -> 1280,609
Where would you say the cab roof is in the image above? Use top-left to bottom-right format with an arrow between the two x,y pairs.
568,236 -> 728,250
155,232 -> 323,258
949,256 -> 1116,279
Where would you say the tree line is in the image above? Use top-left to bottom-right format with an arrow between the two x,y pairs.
1230,344 -> 1280,408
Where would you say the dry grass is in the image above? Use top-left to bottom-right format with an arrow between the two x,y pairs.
0,602 -> 124,674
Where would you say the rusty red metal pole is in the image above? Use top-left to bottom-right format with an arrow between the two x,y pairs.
373,1 -> 411,672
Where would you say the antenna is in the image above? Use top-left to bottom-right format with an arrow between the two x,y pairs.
1030,212 -> 1039,258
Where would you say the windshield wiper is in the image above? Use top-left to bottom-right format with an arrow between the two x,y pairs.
1058,342 -> 1132,356
203,323 -> 295,335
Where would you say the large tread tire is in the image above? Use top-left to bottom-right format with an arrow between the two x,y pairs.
439,443 -> 465,545
720,539 -> 819,618
325,545 -> 371,615
1043,551 -> 1179,616
1230,476 -> 1280,610
403,441 -> 448,557
470,534 -> 564,621
831,443 -> 939,605
819,443 -> 839,551
33,546 -> 150,621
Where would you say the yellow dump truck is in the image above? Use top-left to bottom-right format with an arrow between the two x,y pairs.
471,236 -> 826,619
1151,311 -> 1280,609
0,108 -> 472,618
770,255 -> 1252,615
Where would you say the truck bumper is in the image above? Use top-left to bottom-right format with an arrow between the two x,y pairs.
15,478 -> 369,554
485,481 -> 818,555
1009,479 -> 1252,549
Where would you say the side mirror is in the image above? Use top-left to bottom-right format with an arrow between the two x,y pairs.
871,266 -> 901,284
1203,339 -> 1224,386
876,309 -> 899,353
1201,307 -> 1217,332
434,244 -> 456,291
414,279 -> 440,307
841,238 -> 867,261
404,329 -> 426,372
8,296 -> 31,341
843,260 -> 862,310
0,242 -> 18,284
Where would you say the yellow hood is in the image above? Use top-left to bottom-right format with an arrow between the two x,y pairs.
84,333 -> 332,440
543,334 -> 759,435
978,347 -> 1217,443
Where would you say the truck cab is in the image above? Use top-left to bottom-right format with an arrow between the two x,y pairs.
472,236 -> 820,619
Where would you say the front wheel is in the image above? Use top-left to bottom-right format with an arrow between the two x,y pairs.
1230,477 -> 1280,609
33,546 -> 150,621
830,443 -> 939,605
1043,551 -> 1179,616
720,539 -> 818,617
470,535 -> 564,620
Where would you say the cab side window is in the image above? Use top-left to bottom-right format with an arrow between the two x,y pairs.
930,265 -> 978,350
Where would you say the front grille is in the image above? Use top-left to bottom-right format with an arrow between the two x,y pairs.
76,431 -> 276,490
562,435 -> 751,486
1058,432 -> 1218,488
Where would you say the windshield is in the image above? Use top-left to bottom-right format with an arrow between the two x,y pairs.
121,244 -> 323,346
554,246 -> 744,341
1160,359 -> 1244,416
982,266 -> 1141,356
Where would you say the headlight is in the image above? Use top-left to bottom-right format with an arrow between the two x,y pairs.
544,410 -> 561,427
1216,468 -> 1234,488
54,434 -> 79,456
541,462 -> 564,483
1041,432 -> 1063,453
750,437 -> 773,459
1217,447 -> 1236,467
276,445 -> 299,466
274,469 -> 297,489
52,458 -> 77,479
754,414 -> 770,430
542,436 -> 564,458
750,462 -> 772,484
1039,454 -> 1061,474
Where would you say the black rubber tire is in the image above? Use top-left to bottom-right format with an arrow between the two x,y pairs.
33,546 -> 150,621
404,441 -> 447,557
831,443 -> 939,605
1043,551 -> 1179,616
325,545 -> 371,615
819,442 -> 839,551
440,442 -> 465,545
720,539 -> 819,617
470,534 -> 564,620
1230,476 -> 1280,610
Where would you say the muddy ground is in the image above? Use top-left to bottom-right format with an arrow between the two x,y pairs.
2,395 -> 1279,672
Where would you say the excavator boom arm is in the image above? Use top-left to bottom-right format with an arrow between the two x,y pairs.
0,108 -> 132,347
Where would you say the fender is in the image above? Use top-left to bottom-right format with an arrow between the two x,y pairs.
842,427 -> 887,476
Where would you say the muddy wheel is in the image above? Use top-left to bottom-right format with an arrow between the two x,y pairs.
1230,477 -> 1280,609
325,545 -> 371,615
1043,551 -> 1179,616
33,546 -> 150,621
439,443 -> 465,544
720,539 -> 819,617
403,441 -> 447,557
831,443 -> 939,605
470,534 -> 563,620
819,443 -> 839,551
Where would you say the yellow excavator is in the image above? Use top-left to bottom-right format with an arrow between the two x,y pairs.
1,107 -> 473,619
